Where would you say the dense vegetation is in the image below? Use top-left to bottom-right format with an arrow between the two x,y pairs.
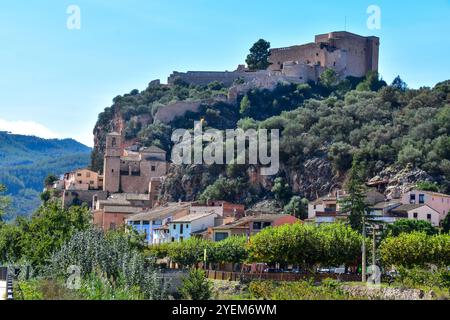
0,132 -> 91,220
0,201 -> 92,268
92,70 -> 450,207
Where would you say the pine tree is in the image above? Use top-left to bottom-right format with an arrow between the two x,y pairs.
246,39 -> 271,71
340,159 -> 369,233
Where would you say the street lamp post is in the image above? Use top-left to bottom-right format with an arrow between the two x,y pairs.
362,213 -> 367,282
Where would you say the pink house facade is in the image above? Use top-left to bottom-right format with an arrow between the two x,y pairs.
401,190 -> 450,224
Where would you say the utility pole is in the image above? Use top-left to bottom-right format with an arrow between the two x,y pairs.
372,225 -> 376,269
361,213 -> 367,282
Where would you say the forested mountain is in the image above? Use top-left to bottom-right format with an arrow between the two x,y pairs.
91,73 -> 450,212
0,132 -> 91,220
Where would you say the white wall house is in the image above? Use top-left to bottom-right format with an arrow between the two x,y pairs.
126,203 -> 190,244
391,204 -> 441,227
401,190 -> 450,224
169,212 -> 218,242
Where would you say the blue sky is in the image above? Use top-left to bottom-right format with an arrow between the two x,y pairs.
0,0 -> 449,146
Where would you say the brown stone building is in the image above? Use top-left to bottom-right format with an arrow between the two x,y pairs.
268,31 -> 379,79
167,31 -> 379,87
103,132 -> 167,194
92,193 -> 156,231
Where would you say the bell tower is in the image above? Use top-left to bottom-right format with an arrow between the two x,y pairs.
105,132 -> 122,157
103,132 -> 121,193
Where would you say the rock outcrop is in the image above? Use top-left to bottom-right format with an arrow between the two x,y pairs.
343,285 -> 437,300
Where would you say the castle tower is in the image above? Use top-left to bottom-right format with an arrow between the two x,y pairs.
103,132 -> 122,193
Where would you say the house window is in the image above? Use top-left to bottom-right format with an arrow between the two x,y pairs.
263,222 -> 272,229
143,221 -> 150,226
427,214 -> 432,221
419,194 -> 425,204
410,194 -> 416,204
253,222 -> 262,230
215,232 -> 229,242
112,137 -> 117,147
77,173 -> 82,177
86,172 -> 91,178
413,212 -> 418,219
180,224 -> 184,234
173,224 -> 176,230
186,224 -> 189,229
151,166 -> 156,172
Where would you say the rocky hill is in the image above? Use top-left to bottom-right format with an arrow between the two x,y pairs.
91,73 -> 450,212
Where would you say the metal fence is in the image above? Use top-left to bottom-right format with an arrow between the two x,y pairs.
205,270 -> 362,283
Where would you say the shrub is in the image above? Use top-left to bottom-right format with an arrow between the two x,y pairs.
248,280 -> 349,300
46,228 -> 166,300
397,267 -> 450,290
179,269 -> 212,300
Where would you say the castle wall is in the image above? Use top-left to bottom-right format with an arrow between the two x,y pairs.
269,43 -> 324,71
154,101 -> 202,124
168,71 -> 246,87
269,32 -> 379,79
63,190 -> 108,209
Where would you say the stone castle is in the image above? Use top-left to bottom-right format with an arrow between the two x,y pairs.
167,31 -> 379,86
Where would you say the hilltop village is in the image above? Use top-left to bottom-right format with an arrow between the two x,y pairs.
44,31 -> 450,244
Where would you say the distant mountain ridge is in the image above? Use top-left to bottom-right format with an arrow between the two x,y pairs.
0,131 -> 91,220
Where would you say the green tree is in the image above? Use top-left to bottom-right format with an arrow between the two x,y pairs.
246,39 -> 271,71
356,71 -> 387,92
442,213 -> 450,233
0,223 -> 23,263
167,238 -> 210,268
391,76 -> 408,92
328,142 -> 353,174
44,175 -> 58,187
19,201 -> 92,268
271,177 -> 292,205
416,181 -> 440,192
320,69 -> 339,89
383,219 -> 438,238
0,184 -> 10,223
247,223 -> 362,269
436,105 -> 450,134
40,190 -> 51,203
239,95 -> 251,115
398,144 -> 423,166
340,159 -> 369,232
284,196 -> 308,220
315,223 -> 363,267
199,178 -> 246,204
379,232 -> 450,268
210,236 -> 248,266
180,269 -> 212,300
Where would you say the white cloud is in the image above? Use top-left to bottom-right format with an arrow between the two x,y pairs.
0,118 -> 61,140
